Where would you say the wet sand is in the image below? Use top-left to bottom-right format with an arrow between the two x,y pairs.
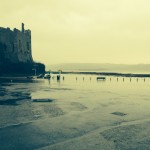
0,75 -> 150,150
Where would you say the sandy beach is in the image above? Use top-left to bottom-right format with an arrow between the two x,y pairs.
0,74 -> 150,150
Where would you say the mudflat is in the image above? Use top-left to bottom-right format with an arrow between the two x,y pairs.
0,75 -> 150,150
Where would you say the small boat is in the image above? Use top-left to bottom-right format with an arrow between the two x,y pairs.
44,74 -> 51,79
97,76 -> 106,80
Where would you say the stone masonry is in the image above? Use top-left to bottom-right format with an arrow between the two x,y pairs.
0,23 -> 33,65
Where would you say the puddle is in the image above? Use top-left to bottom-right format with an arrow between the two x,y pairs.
32,99 -> 54,103
70,102 -> 87,111
111,112 -> 127,116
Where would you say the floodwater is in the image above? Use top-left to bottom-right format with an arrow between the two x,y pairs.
0,74 -> 150,150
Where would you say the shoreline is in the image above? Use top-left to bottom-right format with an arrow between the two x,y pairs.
0,76 -> 37,82
1,71 -> 150,80
61,71 -> 150,77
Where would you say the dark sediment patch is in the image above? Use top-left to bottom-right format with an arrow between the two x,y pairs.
0,83 -> 12,86
43,104 -> 65,117
0,99 -> 20,106
0,121 -> 32,130
0,90 -> 5,96
31,102 -> 65,118
32,99 -> 54,103
0,93 -> 31,106
112,120 -> 127,126
51,88 -> 72,91
0,93 -> 5,96
44,89 -> 51,91
111,112 -> 127,116
70,102 -> 87,111
14,87 -> 29,90
0,88 -> 6,91
0,87 -> 7,96
0,98 -> 29,106
11,92 -> 30,97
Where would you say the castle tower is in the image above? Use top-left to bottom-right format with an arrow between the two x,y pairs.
0,23 -> 45,74
0,23 -> 33,64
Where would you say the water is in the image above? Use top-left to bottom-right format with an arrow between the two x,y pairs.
32,74 -> 150,100
0,74 -> 150,150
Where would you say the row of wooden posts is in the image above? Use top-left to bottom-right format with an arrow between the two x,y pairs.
57,76 -> 146,82
110,77 -> 145,82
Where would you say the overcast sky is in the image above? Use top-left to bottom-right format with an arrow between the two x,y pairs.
0,0 -> 150,65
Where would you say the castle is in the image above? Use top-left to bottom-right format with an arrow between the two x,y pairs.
0,23 -> 45,74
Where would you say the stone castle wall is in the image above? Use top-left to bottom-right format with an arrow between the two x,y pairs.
0,23 -> 45,74
0,23 -> 33,65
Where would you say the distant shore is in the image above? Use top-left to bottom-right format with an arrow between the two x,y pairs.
1,72 -> 150,82
61,71 -> 150,77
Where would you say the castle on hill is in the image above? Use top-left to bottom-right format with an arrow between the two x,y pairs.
0,23 -> 45,74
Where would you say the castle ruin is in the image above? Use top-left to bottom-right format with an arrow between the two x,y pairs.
0,23 -> 45,74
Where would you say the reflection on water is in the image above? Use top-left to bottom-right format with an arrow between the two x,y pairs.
32,74 -> 150,100
0,74 -> 150,150
0,74 -> 149,105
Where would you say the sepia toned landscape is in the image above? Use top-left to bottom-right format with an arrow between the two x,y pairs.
0,0 -> 150,150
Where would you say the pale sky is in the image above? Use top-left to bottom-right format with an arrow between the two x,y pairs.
0,0 -> 150,65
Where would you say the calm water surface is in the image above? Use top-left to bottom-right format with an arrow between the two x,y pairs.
0,74 -> 150,150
